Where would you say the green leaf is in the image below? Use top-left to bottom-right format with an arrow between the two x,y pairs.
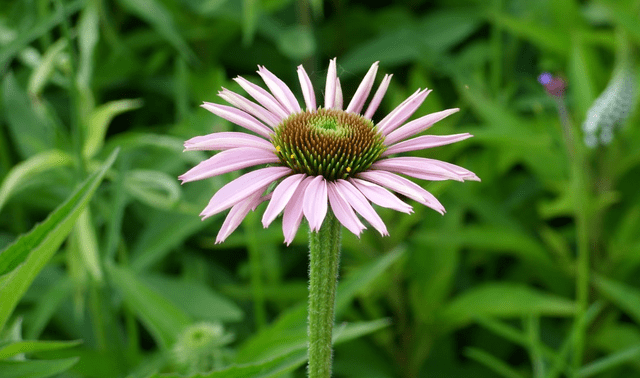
142,274 -> 244,322
0,0 -> 83,71
242,0 -> 259,45
438,283 -> 575,331
124,169 -> 181,210
0,340 -> 81,360
276,25 -> 316,60
1,72 -> 55,158
76,0 -> 99,89
237,250 -> 404,363
491,13 -> 570,55
342,9 -> 481,72
0,357 -> 79,378
83,99 -> 143,158
26,39 -> 68,97
413,225 -> 555,268
0,150 -> 119,331
72,209 -> 103,283
577,345 -> 640,377
149,349 -> 307,378
130,211 -> 213,272
116,0 -> 196,62
593,275 -> 640,324
464,347 -> 526,378
0,150 -> 73,213
107,264 -> 191,348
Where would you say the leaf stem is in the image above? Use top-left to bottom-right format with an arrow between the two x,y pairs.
307,211 -> 341,378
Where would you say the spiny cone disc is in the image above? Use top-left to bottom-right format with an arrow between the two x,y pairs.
271,109 -> 386,180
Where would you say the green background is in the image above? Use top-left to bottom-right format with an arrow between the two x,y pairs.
1,0 -> 640,377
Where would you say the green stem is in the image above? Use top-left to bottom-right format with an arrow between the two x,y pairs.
555,96 -> 590,371
307,211 -> 341,378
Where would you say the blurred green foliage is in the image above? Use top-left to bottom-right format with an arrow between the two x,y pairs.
1,0 -> 640,377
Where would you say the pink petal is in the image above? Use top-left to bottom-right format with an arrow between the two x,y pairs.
201,102 -> 273,138
327,181 -> 365,236
334,78 -> 343,110
233,76 -> 290,119
348,178 -> 413,214
257,66 -> 302,114
218,88 -> 281,127
346,61 -> 379,114
262,173 -> 306,227
371,157 -> 465,182
200,166 -> 291,219
384,108 -> 460,145
282,176 -> 313,245
179,147 -> 279,183
382,133 -> 473,156
378,89 -> 431,135
357,170 -> 445,214
297,65 -> 317,111
334,180 -> 388,236
184,132 -> 275,152
216,191 -> 265,243
364,74 -> 392,120
418,158 -> 480,181
324,58 -> 337,109
303,176 -> 328,231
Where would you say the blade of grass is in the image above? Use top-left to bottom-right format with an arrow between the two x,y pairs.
465,347 -> 527,378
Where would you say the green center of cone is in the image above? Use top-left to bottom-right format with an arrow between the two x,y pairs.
272,109 -> 386,181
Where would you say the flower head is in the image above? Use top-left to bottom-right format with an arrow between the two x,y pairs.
180,59 -> 479,244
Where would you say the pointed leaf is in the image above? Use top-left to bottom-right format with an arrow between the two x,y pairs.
0,340 -> 81,360
438,283 -> 575,331
107,264 -> 191,348
0,357 -> 78,378
0,150 -> 118,331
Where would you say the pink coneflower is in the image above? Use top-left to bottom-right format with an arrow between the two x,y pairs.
180,59 -> 479,244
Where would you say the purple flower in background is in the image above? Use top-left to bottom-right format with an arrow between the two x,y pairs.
180,59 -> 479,244
538,72 -> 567,97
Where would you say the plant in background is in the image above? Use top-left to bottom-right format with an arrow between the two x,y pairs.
171,322 -> 234,375
582,43 -> 637,148
180,59 -> 479,377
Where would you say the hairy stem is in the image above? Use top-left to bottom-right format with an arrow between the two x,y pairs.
307,211 -> 341,378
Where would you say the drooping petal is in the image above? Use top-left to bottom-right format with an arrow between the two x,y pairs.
418,158 -> 480,181
179,147 -> 279,183
327,181 -> 365,236
378,89 -> 431,135
216,191 -> 266,243
201,103 -> 273,138
184,131 -> 275,152
384,108 -> 460,145
334,179 -> 388,236
200,166 -> 291,219
218,88 -> 281,127
346,61 -> 379,114
282,176 -> 313,245
303,175 -> 328,231
371,157 -> 465,182
357,170 -> 445,214
325,58 -> 337,109
297,65 -> 317,111
349,178 -> 413,214
233,76 -> 290,119
382,133 -> 472,156
262,173 -> 306,227
334,78 -> 343,110
257,65 -> 302,114
364,74 -> 393,120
